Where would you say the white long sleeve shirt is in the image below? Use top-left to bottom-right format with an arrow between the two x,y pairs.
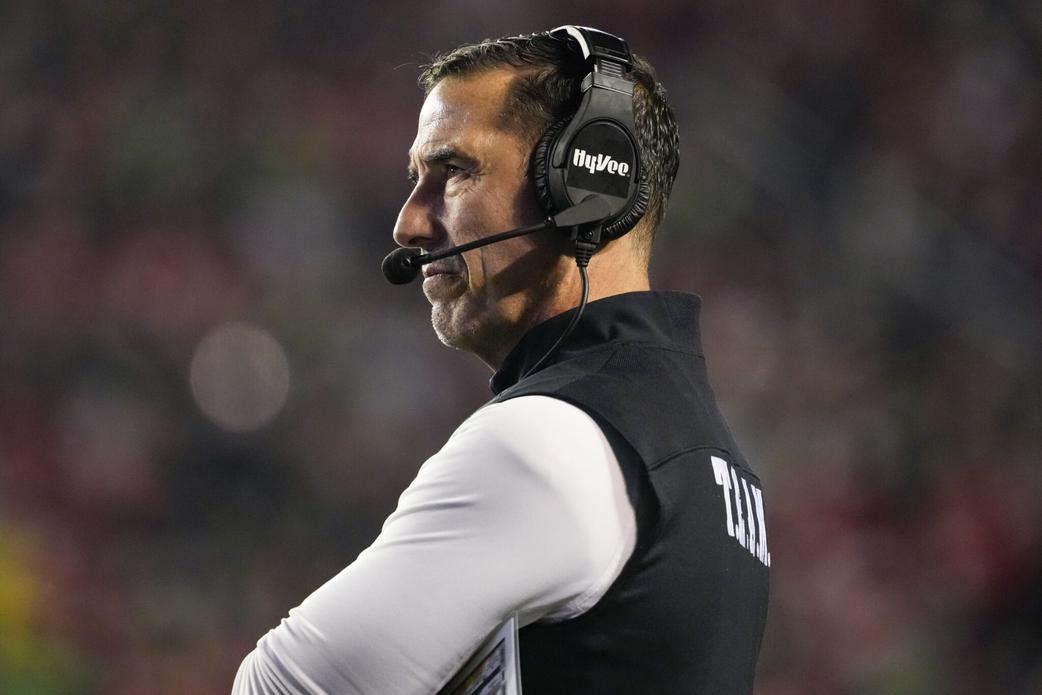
232,395 -> 637,695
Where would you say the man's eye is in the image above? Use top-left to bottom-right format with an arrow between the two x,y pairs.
445,164 -> 465,178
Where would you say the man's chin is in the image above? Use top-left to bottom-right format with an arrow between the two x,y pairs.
430,298 -> 492,354
430,306 -> 466,350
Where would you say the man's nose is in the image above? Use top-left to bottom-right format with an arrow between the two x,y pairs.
392,185 -> 442,249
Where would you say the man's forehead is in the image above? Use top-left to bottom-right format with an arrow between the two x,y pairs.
408,70 -> 518,161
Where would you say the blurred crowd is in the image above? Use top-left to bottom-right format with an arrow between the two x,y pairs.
1,1 -> 1040,693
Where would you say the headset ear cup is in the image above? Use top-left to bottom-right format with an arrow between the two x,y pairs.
530,117 -> 571,217
603,177 -> 650,240
533,117 -> 648,240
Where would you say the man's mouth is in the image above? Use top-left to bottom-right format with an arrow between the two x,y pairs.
421,262 -> 461,279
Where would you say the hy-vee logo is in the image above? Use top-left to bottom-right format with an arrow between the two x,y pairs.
572,148 -> 631,177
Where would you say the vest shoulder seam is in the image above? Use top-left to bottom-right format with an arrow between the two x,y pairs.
610,341 -> 703,358
647,444 -> 733,471
496,341 -> 704,400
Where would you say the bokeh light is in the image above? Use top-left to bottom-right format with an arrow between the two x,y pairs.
189,322 -> 291,433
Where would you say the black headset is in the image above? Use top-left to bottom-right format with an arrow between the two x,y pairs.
382,26 -> 650,376
530,26 -> 651,249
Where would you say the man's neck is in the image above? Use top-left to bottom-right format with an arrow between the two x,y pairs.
472,230 -> 652,369
481,273 -> 651,371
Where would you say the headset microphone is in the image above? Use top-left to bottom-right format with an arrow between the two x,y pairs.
381,247 -> 422,285
381,195 -> 612,285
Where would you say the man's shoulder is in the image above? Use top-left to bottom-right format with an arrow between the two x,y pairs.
493,340 -> 738,474
453,395 -> 603,451
421,395 -> 617,498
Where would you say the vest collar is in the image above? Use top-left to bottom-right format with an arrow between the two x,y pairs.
490,291 -> 703,394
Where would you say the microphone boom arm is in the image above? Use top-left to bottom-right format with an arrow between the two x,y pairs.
382,195 -> 613,284
412,219 -> 553,267
408,194 -> 614,268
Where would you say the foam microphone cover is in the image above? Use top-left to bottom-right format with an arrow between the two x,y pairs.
382,247 -> 423,284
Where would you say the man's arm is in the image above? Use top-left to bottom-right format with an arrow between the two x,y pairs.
232,395 -> 636,695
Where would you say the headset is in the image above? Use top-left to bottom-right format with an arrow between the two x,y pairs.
383,25 -> 649,377
384,25 -> 648,283
532,25 -> 650,258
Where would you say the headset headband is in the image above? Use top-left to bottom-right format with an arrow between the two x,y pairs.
550,25 -> 632,72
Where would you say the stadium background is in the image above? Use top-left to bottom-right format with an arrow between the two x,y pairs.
1,1 -> 1040,692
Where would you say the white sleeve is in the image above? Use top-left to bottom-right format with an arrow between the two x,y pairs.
232,395 -> 637,695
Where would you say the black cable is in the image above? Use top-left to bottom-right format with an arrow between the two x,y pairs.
520,248 -> 591,381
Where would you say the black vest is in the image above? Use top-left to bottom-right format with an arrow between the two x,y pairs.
490,291 -> 770,695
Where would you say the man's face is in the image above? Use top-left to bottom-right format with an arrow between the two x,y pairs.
393,69 -> 560,364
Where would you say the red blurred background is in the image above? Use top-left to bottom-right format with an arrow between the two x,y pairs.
1,1 -> 1040,693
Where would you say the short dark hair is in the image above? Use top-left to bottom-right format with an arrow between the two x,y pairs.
418,32 -> 680,249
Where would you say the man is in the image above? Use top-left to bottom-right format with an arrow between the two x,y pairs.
234,27 -> 769,694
